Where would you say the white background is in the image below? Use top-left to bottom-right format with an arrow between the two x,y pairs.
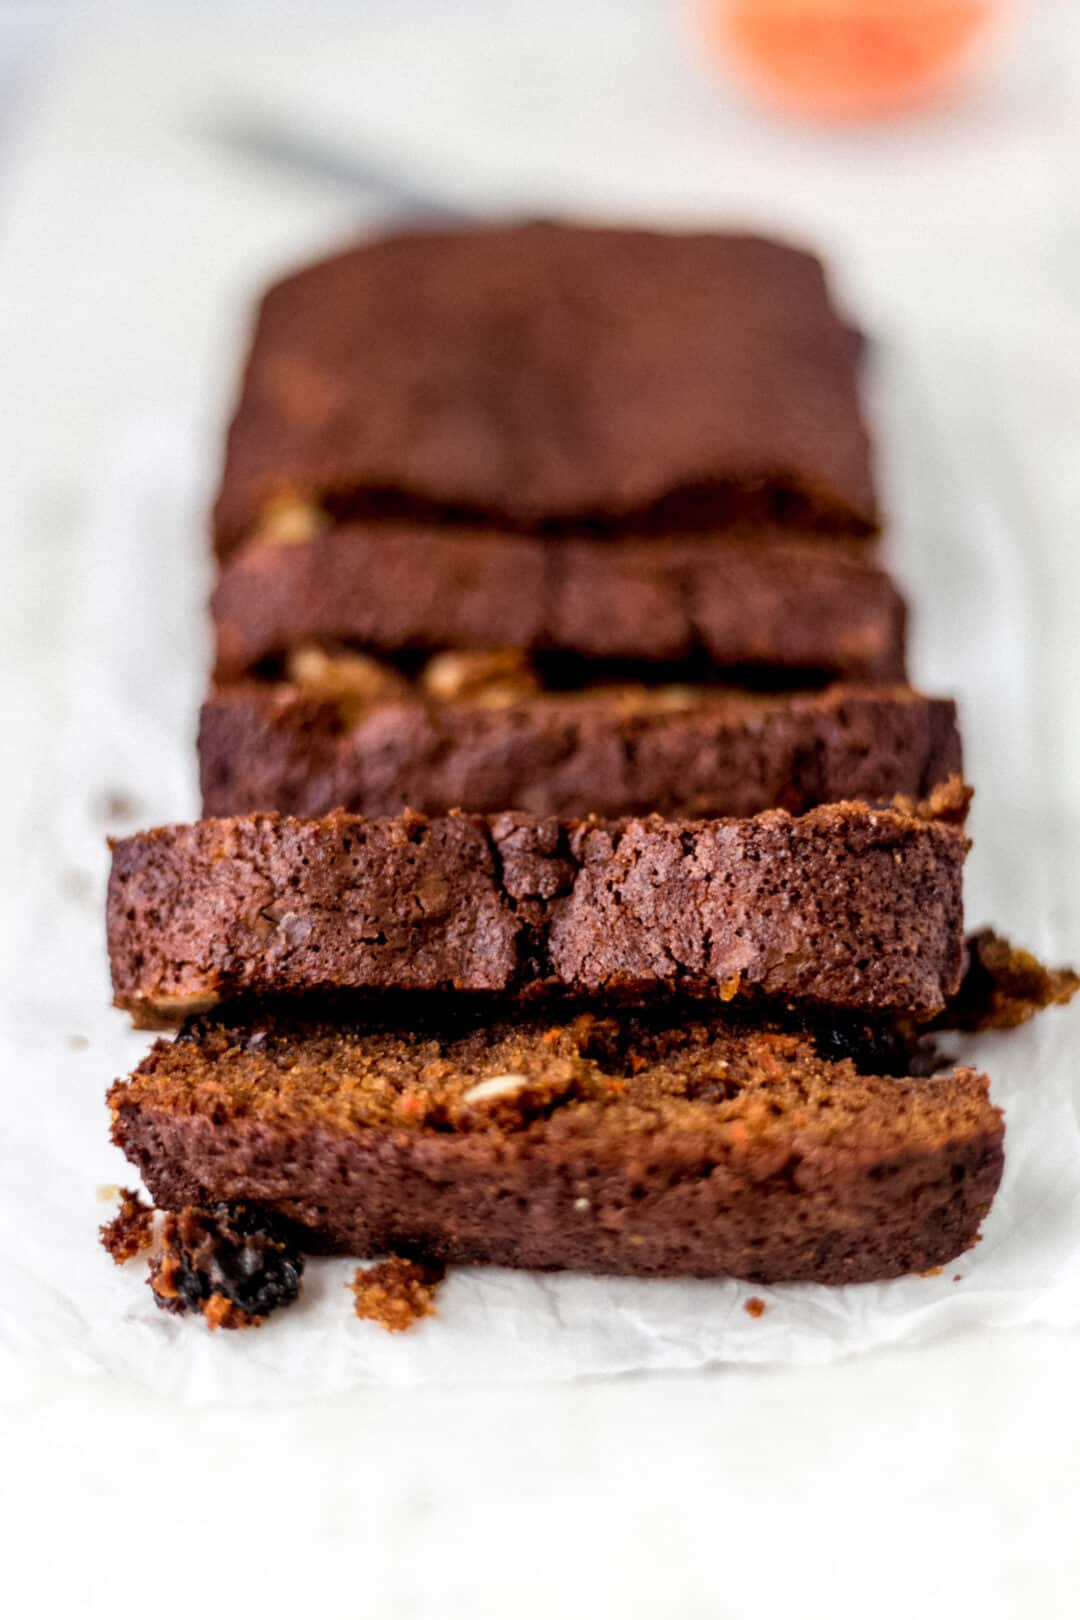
3,3 -> 1080,1615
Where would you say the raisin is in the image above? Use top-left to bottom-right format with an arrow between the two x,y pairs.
148,1202 -> 304,1327
809,1017 -> 915,1077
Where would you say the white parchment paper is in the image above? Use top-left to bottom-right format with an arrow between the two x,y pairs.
3,336 -> 1079,1406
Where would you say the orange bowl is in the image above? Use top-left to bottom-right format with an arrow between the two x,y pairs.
700,0 -> 998,122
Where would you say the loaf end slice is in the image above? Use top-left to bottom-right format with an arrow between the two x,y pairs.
213,223 -> 877,555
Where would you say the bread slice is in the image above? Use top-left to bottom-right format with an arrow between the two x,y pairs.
199,678 -> 961,821
212,223 -> 877,557
212,527 -> 905,683
107,802 -> 968,1027
108,1006 -> 1002,1284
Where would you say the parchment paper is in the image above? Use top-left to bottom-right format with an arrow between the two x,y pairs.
3,336 -> 1079,1406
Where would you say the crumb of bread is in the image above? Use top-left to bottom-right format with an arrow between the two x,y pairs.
350,1257 -> 445,1332
945,930 -> 1079,1031
99,1187 -> 155,1264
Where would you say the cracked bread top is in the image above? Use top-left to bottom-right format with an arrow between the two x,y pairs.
108,802 -> 968,1025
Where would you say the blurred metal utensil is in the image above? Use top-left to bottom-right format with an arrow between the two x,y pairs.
204,108 -> 471,222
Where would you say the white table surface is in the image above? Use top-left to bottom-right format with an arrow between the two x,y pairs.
4,4 -> 1080,1615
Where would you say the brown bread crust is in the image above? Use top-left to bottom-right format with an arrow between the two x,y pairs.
107,805 -> 968,1025
108,1009 -> 1003,1284
198,681 -> 961,821
212,527 -> 905,682
212,223 -> 877,555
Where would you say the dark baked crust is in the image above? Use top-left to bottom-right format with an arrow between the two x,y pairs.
212,223 -> 878,555
212,527 -> 905,682
107,804 -> 967,1025
109,1009 -> 1003,1284
199,681 -> 961,821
